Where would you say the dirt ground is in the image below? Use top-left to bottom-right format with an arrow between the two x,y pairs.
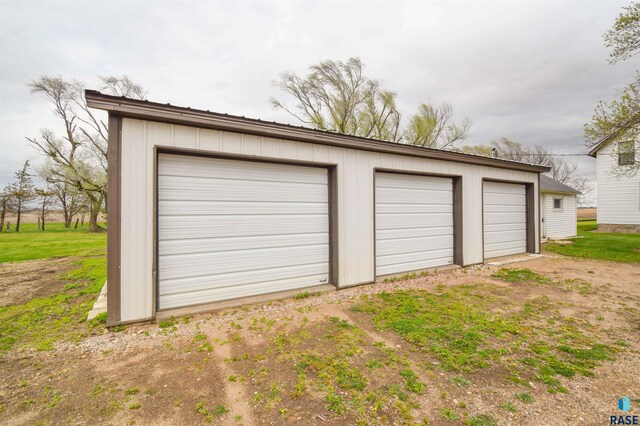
0,255 -> 638,425
0,258 -> 76,307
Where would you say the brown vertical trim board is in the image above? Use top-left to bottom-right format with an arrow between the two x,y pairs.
537,174 -> 542,252
152,146 -> 159,316
328,166 -> 339,287
481,179 -> 485,263
107,114 -> 122,326
526,182 -> 536,253
452,177 -> 463,265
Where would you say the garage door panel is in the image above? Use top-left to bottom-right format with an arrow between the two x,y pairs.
376,173 -> 452,190
158,154 -> 329,309
159,154 -> 327,184
376,213 -> 453,230
376,256 -> 453,277
160,273 -> 329,310
483,181 -> 527,259
375,173 -> 454,276
375,203 -> 453,214
484,229 -> 526,244
377,235 -> 454,257
160,263 -> 329,296
159,176 -> 327,203
159,200 -> 327,216
375,187 -> 452,204
159,244 -> 328,280
159,233 -> 329,256
376,226 -> 453,240
159,215 -> 328,240
483,212 -> 526,225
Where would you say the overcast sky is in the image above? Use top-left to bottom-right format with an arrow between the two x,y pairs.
1,0 -> 638,197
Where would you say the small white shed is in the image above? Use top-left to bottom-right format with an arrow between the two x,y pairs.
540,175 -> 580,240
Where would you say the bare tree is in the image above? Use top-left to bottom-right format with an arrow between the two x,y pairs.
464,138 -> 594,203
6,161 -> 36,233
271,57 -> 471,149
35,187 -> 56,231
26,75 -> 146,232
0,189 -> 14,233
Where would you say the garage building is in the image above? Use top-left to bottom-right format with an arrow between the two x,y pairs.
86,91 -> 549,326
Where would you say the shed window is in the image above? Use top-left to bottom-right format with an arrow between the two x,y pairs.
618,141 -> 636,166
553,198 -> 562,211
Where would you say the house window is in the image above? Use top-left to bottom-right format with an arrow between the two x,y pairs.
553,198 -> 562,211
618,141 -> 636,166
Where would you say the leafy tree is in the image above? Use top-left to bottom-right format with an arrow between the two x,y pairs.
271,57 -> 471,149
605,2 -> 640,64
585,2 -> 640,175
6,161 -> 36,233
26,75 -> 146,231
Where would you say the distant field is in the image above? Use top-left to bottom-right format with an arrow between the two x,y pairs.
0,222 -> 107,263
577,208 -> 596,220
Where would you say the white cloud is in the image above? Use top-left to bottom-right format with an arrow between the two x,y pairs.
1,0 -> 638,188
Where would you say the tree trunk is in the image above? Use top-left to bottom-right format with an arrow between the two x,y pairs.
16,201 -> 22,233
38,217 -> 41,231
87,193 -> 105,233
0,202 -> 5,233
74,217 -> 79,229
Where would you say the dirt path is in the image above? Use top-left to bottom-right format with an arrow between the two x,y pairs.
0,257 -> 76,307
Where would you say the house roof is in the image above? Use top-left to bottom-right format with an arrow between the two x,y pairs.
587,115 -> 640,157
540,174 -> 581,194
85,90 -> 550,174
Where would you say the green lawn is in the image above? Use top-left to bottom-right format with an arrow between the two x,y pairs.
543,220 -> 640,263
0,222 -> 107,263
0,222 -> 108,352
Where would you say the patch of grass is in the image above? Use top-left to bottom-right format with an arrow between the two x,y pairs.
440,408 -> 458,421
354,286 -> 617,392
158,317 -> 177,329
294,291 -> 311,300
516,392 -> 535,404
465,414 -> 498,426
325,392 -> 346,415
399,369 -> 424,394
0,256 -> 107,352
544,220 -> 640,263
195,399 -> 228,423
0,222 -> 107,263
492,268 -> 550,284
451,375 -> 471,387
125,387 -> 140,395
128,402 -> 141,410
500,401 -> 517,412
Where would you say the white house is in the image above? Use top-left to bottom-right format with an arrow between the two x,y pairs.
85,90 -> 549,326
589,137 -> 640,232
539,175 -> 579,240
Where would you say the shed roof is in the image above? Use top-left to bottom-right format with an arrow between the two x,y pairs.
540,174 -> 581,194
85,90 -> 550,173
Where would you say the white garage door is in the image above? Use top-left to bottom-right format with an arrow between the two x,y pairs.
483,181 -> 527,259
375,172 -> 454,276
157,154 -> 329,310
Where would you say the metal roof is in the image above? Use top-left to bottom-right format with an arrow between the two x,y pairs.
85,90 -> 550,174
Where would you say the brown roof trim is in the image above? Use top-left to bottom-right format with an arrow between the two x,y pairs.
85,90 -> 550,173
